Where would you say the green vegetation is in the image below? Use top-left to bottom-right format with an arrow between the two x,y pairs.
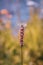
0,15 -> 43,65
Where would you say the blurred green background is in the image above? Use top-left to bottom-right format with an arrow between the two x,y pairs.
0,13 -> 43,65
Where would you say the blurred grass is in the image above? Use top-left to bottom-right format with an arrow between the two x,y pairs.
0,14 -> 43,65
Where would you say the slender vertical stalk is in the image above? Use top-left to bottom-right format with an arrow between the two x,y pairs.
21,45 -> 23,65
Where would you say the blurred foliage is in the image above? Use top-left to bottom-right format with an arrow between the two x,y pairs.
0,14 -> 43,65
24,14 -> 43,65
0,19 -> 20,65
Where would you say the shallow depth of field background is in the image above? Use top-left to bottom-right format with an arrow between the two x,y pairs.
0,0 -> 43,65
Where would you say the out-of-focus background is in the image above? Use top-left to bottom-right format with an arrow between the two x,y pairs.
0,0 -> 43,65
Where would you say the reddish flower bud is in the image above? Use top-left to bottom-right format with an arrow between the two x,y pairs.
20,25 -> 24,46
